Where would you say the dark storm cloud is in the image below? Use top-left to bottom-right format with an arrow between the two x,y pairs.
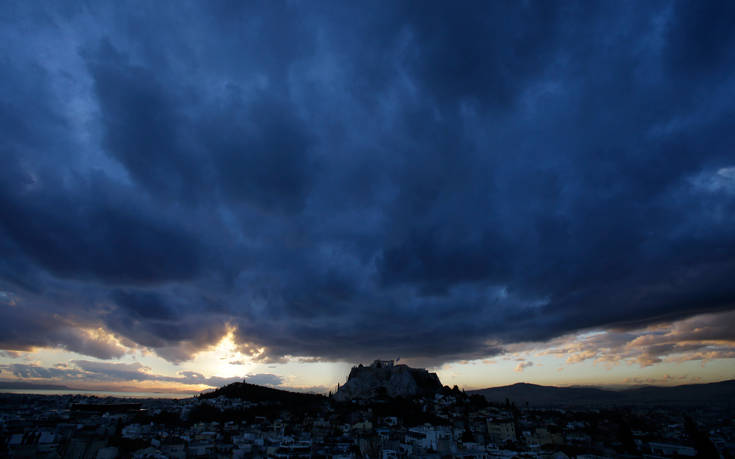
399,1 -> 563,108
110,290 -> 176,320
0,293 -> 127,359
85,40 -> 318,212
1,0 -> 735,366
0,166 -> 204,284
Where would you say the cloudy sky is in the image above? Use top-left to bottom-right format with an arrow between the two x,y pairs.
1,1 -> 734,395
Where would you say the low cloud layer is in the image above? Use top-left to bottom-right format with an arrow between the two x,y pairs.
514,311 -> 735,368
1,2 -> 735,367
0,360 -> 243,390
245,374 -> 284,387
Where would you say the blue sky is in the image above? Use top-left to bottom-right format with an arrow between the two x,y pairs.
1,1 -> 734,393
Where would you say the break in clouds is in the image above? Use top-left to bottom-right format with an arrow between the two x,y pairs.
1,1 -> 735,366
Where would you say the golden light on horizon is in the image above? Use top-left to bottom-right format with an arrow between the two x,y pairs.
187,328 -> 253,380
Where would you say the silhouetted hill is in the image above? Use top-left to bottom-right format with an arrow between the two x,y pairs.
623,379 -> 735,405
200,381 -> 326,406
470,379 -> 735,407
470,382 -> 618,406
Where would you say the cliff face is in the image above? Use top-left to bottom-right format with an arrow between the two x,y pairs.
333,362 -> 442,401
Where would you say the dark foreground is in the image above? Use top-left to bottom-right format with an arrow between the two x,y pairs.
1,382 -> 734,458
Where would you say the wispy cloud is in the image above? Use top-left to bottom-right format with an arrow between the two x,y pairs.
515,361 -> 534,373
513,311 -> 735,368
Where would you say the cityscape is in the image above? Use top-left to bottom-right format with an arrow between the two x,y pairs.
1,360 -> 734,458
2,0 -> 735,458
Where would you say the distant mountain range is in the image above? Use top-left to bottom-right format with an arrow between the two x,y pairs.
469,379 -> 735,407
202,376 -> 735,409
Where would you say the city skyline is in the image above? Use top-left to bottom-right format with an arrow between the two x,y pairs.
2,1 -> 735,396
